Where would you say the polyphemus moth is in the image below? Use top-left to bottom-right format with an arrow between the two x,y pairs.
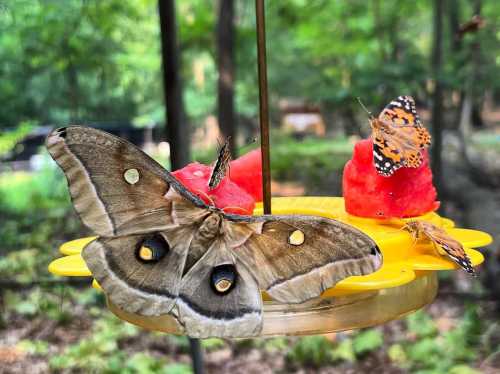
47,126 -> 382,338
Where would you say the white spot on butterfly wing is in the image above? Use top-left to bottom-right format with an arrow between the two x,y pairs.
124,168 -> 140,185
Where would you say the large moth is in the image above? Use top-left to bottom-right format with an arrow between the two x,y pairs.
46,126 -> 382,338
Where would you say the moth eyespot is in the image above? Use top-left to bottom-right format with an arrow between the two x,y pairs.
288,229 -> 305,246
211,264 -> 236,294
136,234 -> 169,262
124,168 -> 140,185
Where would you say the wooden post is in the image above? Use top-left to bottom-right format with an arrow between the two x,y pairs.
217,0 -> 236,157
158,0 -> 190,170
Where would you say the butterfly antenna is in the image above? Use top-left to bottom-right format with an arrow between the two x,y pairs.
356,97 -> 374,118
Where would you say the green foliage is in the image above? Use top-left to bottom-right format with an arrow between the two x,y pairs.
329,339 -> 356,363
389,308 -> 484,373
0,0 -> 161,127
201,338 -> 226,351
271,135 -> 352,180
287,336 -> 336,367
407,309 -> 438,339
262,337 -> 289,353
0,249 -> 38,283
49,313 -> 140,372
287,329 -> 384,368
17,339 -> 50,356
352,329 -> 384,356
0,121 -> 34,157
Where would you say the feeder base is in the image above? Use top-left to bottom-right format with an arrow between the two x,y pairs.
106,271 -> 437,337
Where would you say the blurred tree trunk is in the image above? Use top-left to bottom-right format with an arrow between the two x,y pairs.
216,0 -> 236,157
431,0 -> 444,196
448,0 -> 464,127
159,0 -> 190,170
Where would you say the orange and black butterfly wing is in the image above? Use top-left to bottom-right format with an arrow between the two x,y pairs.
373,96 -> 431,176
372,129 -> 405,176
422,224 -> 476,276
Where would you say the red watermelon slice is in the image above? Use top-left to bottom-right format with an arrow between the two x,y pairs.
343,139 -> 439,218
172,162 -> 256,215
229,148 -> 263,202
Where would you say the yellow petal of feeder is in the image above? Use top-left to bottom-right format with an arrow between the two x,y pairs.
48,254 -> 92,277
59,236 -> 97,256
48,197 -> 492,336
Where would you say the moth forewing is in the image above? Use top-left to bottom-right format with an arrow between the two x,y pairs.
208,137 -> 232,190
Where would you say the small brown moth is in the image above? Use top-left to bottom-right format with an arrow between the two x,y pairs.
404,220 -> 475,276
46,126 -> 383,338
208,137 -> 231,190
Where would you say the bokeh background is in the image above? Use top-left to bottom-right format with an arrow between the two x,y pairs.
1,1 -> 500,373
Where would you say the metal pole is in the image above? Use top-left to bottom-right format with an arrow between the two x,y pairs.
255,0 -> 272,214
188,338 -> 204,374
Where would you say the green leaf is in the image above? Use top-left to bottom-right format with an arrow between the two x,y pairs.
353,329 -> 384,355
449,365 -> 481,374
163,363 -> 193,374
330,339 -> 356,363
388,344 -> 407,366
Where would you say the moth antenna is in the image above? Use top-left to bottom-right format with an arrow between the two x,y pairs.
356,97 -> 374,118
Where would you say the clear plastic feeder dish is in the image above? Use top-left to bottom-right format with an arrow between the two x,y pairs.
48,197 -> 491,337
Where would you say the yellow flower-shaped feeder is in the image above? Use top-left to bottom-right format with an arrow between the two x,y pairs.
48,197 -> 492,337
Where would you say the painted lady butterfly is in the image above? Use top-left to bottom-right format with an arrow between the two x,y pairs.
370,96 -> 431,176
404,220 -> 476,276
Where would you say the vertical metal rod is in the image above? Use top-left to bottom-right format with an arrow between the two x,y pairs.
188,338 -> 204,374
255,0 -> 272,214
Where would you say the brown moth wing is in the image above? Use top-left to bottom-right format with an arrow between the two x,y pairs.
226,215 -> 383,304
176,238 -> 262,338
46,126 -> 207,236
82,225 -> 198,316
